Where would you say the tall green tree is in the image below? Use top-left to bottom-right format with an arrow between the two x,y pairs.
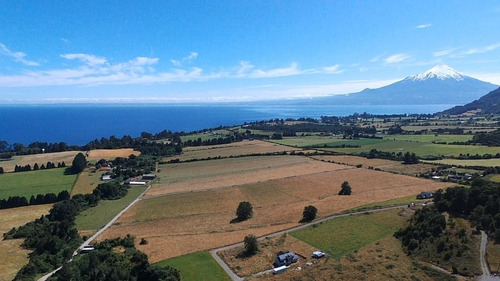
236,201 -> 253,221
302,205 -> 318,222
71,152 -> 87,173
243,234 -> 259,256
339,181 -> 352,195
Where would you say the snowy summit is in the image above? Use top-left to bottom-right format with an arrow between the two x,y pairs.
408,64 -> 465,81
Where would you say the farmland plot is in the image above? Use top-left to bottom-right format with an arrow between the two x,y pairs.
162,140 -> 299,162
98,155 -> 451,263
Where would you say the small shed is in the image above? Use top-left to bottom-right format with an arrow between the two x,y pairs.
101,174 -> 112,181
416,191 -> 434,200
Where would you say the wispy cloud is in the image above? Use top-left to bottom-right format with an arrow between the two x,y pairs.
0,43 -> 39,66
61,53 -> 108,66
370,52 -> 387,63
322,64 -> 344,74
433,47 -> 461,57
463,42 -> 500,55
416,23 -> 431,29
384,53 -> 412,64
248,62 -> 305,78
171,52 -> 198,66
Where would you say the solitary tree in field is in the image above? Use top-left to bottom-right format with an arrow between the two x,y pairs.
243,234 -> 259,256
339,181 -> 352,195
236,201 -> 253,221
302,205 -> 318,222
71,152 -> 87,173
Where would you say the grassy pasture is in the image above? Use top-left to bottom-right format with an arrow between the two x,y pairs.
98,155 -> 450,262
155,251 -> 231,281
0,204 -> 52,281
486,174 -> 500,183
76,185 -> 147,233
319,139 -> 500,157
290,209 -> 408,258
0,168 -> 77,200
87,148 -> 140,161
425,158 -> 500,167
385,134 -> 473,143
488,241 -> 500,275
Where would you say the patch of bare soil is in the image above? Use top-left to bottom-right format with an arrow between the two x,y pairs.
0,204 -> 52,281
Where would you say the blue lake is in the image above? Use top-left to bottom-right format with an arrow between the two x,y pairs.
0,103 -> 455,145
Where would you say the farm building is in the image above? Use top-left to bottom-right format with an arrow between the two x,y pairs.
125,178 -> 147,185
416,191 -> 433,200
273,251 -> 299,267
142,173 -> 157,180
101,174 -> 112,181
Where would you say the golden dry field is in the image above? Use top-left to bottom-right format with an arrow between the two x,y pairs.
0,151 -> 80,172
0,204 -> 52,281
313,155 -> 439,176
162,140 -> 300,162
87,148 -> 140,161
97,153 -> 451,263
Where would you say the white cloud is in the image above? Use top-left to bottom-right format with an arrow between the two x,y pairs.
416,23 -> 431,29
322,64 -> 343,74
370,52 -> 386,63
248,62 -> 305,78
0,43 -> 39,66
384,53 -> 412,64
170,52 -> 198,66
61,53 -> 107,66
463,42 -> 500,55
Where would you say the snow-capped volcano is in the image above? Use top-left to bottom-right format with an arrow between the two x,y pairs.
408,64 -> 465,81
316,64 -> 499,105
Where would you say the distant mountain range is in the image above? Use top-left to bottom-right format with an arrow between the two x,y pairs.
440,86 -> 500,115
316,64 -> 498,105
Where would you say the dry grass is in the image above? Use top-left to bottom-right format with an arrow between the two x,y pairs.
219,234 -> 317,277
1,151 -> 80,172
0,205 -> 52,281
162,140 -> 299,162
87,148 -> 140,161
97,155 -> 451,263
246,236 -> 458,281
487,241 -> 500,275
313,155 -> 439,176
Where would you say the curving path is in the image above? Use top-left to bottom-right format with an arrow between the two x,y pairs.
210,204 -> 412,281
478,231 -> 499,281
37,185 -> 152,281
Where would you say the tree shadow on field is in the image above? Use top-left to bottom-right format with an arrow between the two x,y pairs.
230,217 -> 245,224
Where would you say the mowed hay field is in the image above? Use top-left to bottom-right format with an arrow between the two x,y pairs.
313,155 -> 438,176
98,154 -> 451,263
0,151 -> 80,172
162,140 -> 300,162
87,148 -> 140,161
0,204 -> 52,281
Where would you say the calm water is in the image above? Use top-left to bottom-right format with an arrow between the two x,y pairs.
0,103 -> 455,145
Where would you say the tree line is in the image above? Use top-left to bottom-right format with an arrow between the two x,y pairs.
0,190 -> 70,210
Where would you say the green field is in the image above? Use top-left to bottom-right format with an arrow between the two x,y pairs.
348,194 -> 427,212
76,185 -> 147,231
320,140 -> 500,157
0,168 -> 77,200
155,251 -> 231,281
291,209 -> 408,259
386,134 -> 473,143
425,158 -> 500,167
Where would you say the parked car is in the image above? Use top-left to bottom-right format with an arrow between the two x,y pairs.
312,251 -> 325,258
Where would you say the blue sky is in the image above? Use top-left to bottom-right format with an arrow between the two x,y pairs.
1,1 -> 500,103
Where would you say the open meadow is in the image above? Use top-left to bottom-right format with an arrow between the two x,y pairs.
425,158 -> 500,167
0,204 -> 52,281
0,168 -> 77,200
156,251 -> 232,281
97,152 -> 451,263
